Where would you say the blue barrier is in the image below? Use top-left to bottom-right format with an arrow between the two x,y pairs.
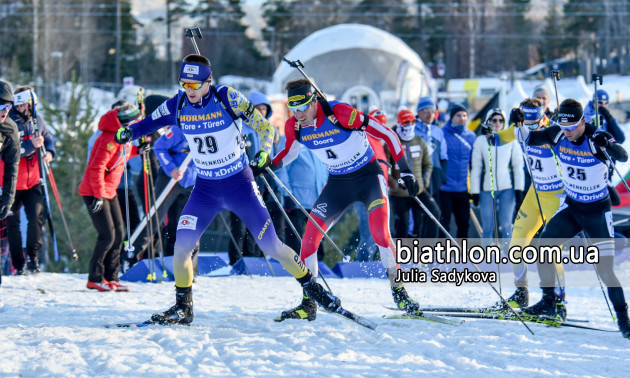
120,259 -> 171,283
332,261 -> 387,279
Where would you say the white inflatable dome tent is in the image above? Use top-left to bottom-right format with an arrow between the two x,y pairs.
271,23 -> 432,120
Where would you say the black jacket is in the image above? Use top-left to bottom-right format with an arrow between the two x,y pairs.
0,116 -> 20,208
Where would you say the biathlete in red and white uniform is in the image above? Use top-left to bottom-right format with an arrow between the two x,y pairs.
263,79 -> 422,321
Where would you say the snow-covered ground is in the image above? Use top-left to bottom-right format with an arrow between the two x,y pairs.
1,267 -> 630,377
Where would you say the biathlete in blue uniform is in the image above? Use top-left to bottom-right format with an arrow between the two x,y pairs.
114,54 -> 342,325
266,79 -> 422,321
517,98 -> 630,339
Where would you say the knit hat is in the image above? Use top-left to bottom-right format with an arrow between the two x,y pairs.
397,109 -> 416,126
416,96 -> 436,113
117,104 -> 141,125
0,81 -> 13,104
449,103 -> 467,120
368,106 -> 387,125
595,89 -> 609,102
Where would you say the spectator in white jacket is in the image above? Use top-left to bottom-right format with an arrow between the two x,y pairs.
470,108 -> 524,247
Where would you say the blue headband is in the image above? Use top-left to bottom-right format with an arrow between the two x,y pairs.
521,106 -> 543,122
179,63 -> 212,82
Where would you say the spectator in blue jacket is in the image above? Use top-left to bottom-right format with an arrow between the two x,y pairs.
439,104 -> 476,239
415,96 -> 448,204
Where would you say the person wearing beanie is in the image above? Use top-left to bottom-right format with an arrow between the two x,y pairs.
386,109 -> 440,242
113,54 -> 344,325
0,81 -> 20,286
3,86 -> 56,274
78,103 -> 142,292
439,104 -> 476,239
583,88 -> 625,206
584,88 -> 624,144
271,78 -> 423,321
415,96 -> 448,205
516,98 -> 630,339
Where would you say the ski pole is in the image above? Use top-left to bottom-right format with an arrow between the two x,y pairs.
550,70 -> 560,117
122,143 -> 135,266
264,167 -> 346,260
44,162 -> 78,260
577,230 -> 616,323
30,90 -> 59,262
403,181 -> 534,335
488,135 -> 501,294
282,58 -> 326,100
185,27 -> 202,55
592,74 -> 603,129
140,151 -> 157,282
517,127 -> 547,229
145,148 -> 168,279
258,174 -> 333,293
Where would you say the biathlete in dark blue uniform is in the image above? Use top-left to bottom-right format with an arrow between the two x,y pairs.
516,98 -> 630,339
267,79 -> 422,321
114,54 -> 342,325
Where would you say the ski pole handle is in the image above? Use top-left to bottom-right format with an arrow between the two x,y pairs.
282,57 -> 326,100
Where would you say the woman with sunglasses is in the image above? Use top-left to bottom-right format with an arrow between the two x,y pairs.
270,79 -> 423,321
0,81 -> 20,286
114,54 -> 343,325
470,108 -> 524,251
516,98 -> 630,339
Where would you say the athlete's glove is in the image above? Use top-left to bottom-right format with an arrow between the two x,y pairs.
114,127 -> 133,144
510,108 -> 524,126
398,170 -> 420,197
469,193 -> 480,207
250,150 -> 272,176
89,198 -> 104,213
593,132 -> 613,149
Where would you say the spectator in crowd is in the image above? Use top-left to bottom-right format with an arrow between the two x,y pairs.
6,87 -> 55,274
415,96 -> 448,204
470,108 -> 524,248
0,81 -> 21,285
439,104 -> 476,238
78,103 -> 142,292
387,109 -> 439,241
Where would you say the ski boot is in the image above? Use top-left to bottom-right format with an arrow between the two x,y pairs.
521,288 -> 566,321
275,289 -> 317,322
392,286 -> 420,315
299,272 -> 341,312
615,305 -> 630,339
151,286 -> 194,325
27,258 -> 41,274
489,287 -> 528,311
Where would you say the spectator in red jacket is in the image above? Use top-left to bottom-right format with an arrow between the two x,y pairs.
1,87 -> 55,274
78,104 -> 141,291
